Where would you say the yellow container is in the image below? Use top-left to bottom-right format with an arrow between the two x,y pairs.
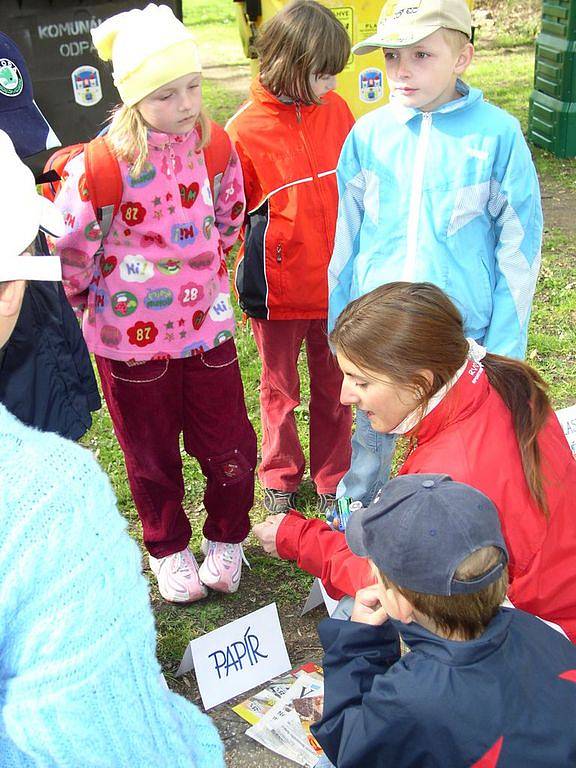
236,0 -> 474,118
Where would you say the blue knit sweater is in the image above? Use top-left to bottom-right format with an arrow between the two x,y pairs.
0,404 -> 224,767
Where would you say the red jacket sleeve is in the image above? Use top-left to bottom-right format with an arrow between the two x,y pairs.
276,511 -> 374,599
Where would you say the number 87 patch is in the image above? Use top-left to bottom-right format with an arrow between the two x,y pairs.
127,320 -> 159,347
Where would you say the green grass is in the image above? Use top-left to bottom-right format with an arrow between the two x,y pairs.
185,0 -> 246,68
82,1 -> 576,681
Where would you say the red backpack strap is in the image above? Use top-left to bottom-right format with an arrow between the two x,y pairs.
84,136 -> 123,238
41,144 -> 85,201
204,120 -> 232,206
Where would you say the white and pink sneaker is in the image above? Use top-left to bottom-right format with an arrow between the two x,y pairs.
149,548 -> 208,604
198,539 -> 247,594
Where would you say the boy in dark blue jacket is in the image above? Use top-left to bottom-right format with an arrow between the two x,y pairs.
0,31 -> 100,439
312,475 -> 576,767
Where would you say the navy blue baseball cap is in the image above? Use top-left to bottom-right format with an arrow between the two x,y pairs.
0,32 -> 60,159
346,474 -> 508,596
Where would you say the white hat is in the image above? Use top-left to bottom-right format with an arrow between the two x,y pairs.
353,0 -> 472,55
0,130 -> 63,281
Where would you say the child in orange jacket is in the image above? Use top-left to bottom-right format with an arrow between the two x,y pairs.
226,0 -> 353,515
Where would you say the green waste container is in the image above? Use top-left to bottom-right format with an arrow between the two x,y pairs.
3,0 -> 183,172
541,0 -> 576,39
529,0 -> 576,158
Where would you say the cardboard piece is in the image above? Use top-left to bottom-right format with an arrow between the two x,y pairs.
178,603 -> 291,710
301,577 -> 340,617
556,404 -> 576,456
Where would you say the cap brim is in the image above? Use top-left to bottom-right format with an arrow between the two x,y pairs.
0,101 -> 60,159
37,195 -> 65,238
352,24 -> 442,54
345,508 -> 369,558
0,254 -> 62,281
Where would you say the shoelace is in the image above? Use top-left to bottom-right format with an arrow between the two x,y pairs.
171,551 -> 195,577
273,491 -> 293,501
212,542 -> 251,570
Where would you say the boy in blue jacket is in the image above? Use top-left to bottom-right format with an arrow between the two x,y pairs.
329,0 -> 543,506
312,475 -> 576,767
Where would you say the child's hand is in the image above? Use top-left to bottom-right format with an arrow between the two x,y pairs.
351,585 -> 388,626
252,514 -> 287,558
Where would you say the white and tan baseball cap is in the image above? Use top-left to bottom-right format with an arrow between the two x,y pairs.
0,130 -> 63,281
353,0 -> 472,55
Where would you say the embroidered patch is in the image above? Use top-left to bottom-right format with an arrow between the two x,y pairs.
178,281 -> 204,307
144,287 -> 173,310
111,290 -> 138,317
100,325 -> 122,347
121,201 -> 147,226
0,58 -> 23,97
157,258 -> 183,275
179,181 -> 199,208
100,254 -> 117,277
188,251 -> 215,270
127,320 -> 158,347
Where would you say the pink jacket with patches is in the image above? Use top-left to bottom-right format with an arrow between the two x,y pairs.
53,128 -> 245,361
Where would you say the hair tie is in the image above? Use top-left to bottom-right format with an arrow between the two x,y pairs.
467,338 -> 487,364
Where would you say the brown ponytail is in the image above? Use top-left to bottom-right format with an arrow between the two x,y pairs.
330,282 -> 552,516
482,354 -> 550,516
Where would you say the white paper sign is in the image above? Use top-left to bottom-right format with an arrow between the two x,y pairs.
556,404 -> 576,456
301,577 -> 340,617
183,603 -> 291,710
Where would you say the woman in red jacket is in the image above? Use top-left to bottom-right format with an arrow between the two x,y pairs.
254,282 -> 576,640
226,0 -> 354,516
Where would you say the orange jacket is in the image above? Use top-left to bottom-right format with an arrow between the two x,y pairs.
226,81 -> 355,320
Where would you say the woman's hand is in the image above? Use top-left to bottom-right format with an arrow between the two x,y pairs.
351,584 -> 389,626
252,513 -> 287,558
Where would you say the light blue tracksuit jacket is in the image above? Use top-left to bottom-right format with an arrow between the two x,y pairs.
328,82 -> 543,359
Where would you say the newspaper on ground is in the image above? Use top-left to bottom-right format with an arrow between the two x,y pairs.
233,662 -> 325,767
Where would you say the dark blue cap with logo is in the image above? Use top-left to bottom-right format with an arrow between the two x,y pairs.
0,31 -> 60,159
345,474 -> 508,596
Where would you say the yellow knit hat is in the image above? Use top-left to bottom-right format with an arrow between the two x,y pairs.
91,3 -> 202,107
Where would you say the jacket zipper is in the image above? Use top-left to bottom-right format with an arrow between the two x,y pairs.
294,102 -> 333,255
166,138 -> 177,178
403,111 -> 432,281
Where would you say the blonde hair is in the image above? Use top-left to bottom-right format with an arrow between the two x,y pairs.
380,546 -> 508,641
441,27 -> 471,53
106,103 -> 211,178
257,0 -> 350,105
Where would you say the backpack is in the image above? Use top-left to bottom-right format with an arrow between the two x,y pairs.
39,121 -> 232,239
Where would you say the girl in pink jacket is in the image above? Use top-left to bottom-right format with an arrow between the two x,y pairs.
54,4 -> 256,604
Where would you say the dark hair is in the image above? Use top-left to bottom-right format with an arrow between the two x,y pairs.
380,547 -> 509,641
256,0 -> 350,105
331,282 -> 552,516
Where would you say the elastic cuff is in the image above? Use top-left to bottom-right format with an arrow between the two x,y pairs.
276,509 -> 307,561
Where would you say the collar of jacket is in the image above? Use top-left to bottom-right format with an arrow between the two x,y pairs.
392,607 -> 513,666
146,128 -> 196,150
249,79 -> 325,115
390,79 -> 483,125
407,360 -> 491,445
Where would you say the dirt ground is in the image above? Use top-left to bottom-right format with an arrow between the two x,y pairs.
169,597 -> 326,767
541,186 -> 576,234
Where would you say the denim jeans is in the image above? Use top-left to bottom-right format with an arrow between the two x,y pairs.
336,408 -> 396,506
